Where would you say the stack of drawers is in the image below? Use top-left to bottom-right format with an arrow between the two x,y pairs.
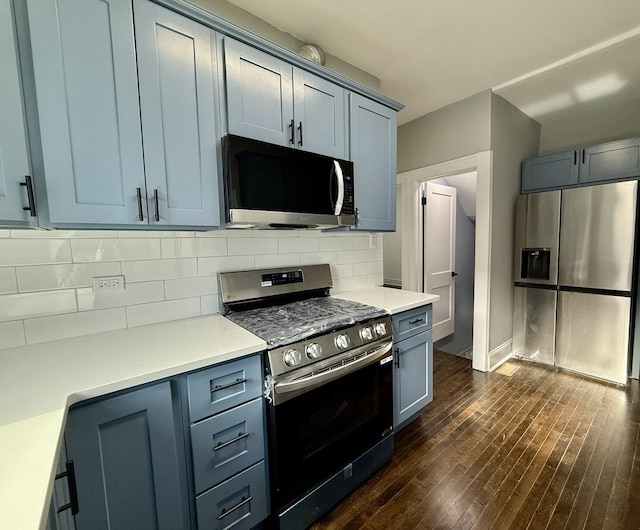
186,355 -> 269,529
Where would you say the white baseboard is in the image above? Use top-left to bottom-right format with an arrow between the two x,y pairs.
489,339 -> 513,371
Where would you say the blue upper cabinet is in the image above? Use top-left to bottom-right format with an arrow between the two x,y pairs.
349,93 -> 397,231
580,138 -> 640,185
134,0 -> 221,228
24,0 -> 147,226
522,138 -> 640,193
21,0 -> 222,228
224,38 -> 347,159
522,150 -> 579,193
0,0 -> 36,227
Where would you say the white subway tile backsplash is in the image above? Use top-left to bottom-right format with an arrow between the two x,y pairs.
0,239 -> 71,266
161,238 -> 227,259
24,308 -> 127,344
17,262 -> 122,292
0,268 -> 17,294
0,290 -> 77,322
121,258 -> 197,282
299,252 -> 337,266
2,228 -> 382,346
0,321 -> 26,350
71,238 -> 161,262
164,277 -> 217,300
228,237 -> 277,256
319,237 -> 353,252
126,298 -> 201,328
198,256 -> 255,276
337,249 -> 370,265
278,238 -> 319,253
77,281 -> 165,311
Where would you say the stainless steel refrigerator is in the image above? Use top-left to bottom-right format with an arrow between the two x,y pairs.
512,180 -> 637,384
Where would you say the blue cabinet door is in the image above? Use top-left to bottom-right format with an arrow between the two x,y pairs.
25,0 -> 146,226
65,382 -> 189,530
134,0 -> 222,228
293,68 -> 347,159
393,330 -> 433,429
224,38 -> 294,147
0,0 -> 36,227
521,150 -> 579,192
580,138 -> 640,184
349,93 -> 397,232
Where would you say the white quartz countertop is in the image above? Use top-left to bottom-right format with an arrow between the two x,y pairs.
334,286 -> 439,314
0,315 -> 266,530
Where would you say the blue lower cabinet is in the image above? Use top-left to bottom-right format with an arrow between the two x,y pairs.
190,397 -> 265,495
195,461 -> 269,530
65,381 -> 190,530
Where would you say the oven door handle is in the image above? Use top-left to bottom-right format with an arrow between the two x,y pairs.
274,340 -> 392,396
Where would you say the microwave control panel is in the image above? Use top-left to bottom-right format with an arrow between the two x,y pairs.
342,174 -> 354,215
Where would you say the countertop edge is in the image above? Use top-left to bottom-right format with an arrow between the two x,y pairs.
333,286 -> 440,314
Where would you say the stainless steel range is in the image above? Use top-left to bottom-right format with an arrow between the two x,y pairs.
219,264 -> 394,529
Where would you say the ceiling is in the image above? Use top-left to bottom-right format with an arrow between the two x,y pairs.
225,0 -> 640,126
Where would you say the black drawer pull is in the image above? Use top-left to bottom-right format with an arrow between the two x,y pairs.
20,175 -> 37,217
409,318 -> 424,325
210,378 -> 248,394
219,495 -> 253,520
213,431 -> 250,451
55,461 -> 79,516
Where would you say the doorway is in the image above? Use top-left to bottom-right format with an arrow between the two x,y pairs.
423,174 -> 477,358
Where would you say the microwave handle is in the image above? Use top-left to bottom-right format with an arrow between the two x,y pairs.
333,161 -> 345,215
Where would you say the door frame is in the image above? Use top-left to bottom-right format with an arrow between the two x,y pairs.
400,151 -> 492,372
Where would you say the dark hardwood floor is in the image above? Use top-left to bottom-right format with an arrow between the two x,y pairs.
311,350 -> 640,530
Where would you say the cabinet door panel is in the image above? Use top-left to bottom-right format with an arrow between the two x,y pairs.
26,0 -> 145,225
293,68 -> 346,158
521,151 -> 578,192
224,38 -> 293,146
0,0 -> 35,226
65,382 -> 188,530
134,0 -> 221,227
349,93 -> 397,231
580,138 -> 640,184
394,330 -> 432,429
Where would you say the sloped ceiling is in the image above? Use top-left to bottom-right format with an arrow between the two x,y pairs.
225,0 -> 640,126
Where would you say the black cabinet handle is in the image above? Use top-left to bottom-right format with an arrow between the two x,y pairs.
289,119 -> 295,144
213,432 -> 250,452
153,189 -> 160,222
55,461 -> 79,516
297,121 -> 303,146
394,347 -> 400,368
210,377 -> 248,394
136,187 -> 144,222
218,496 -> 253,520
573,151 -> 577,165
582,149 -> 586,164
20,175 -> 37,217
409,318 -> 424,325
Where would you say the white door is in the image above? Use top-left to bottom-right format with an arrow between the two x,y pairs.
423,182 -> 456,341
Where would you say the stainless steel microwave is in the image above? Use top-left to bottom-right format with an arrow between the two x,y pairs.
222,135 -> 356,229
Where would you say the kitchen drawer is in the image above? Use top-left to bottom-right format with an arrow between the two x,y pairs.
187,355 -> 262,422
392,305 -> 432,342
195,460 -> 268,530
191,397 -> 265,494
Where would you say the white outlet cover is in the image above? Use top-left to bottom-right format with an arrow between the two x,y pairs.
92,275 -> 125,292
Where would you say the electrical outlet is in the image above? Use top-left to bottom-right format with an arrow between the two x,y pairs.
369,234 -> 377,248
93,275 -> 125,291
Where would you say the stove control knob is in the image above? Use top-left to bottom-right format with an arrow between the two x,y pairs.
360,327 -> 374,341
335,334 -> 351,349
374,322 -> 387,337
283,349 -> 302,367
305,343 -> 322,359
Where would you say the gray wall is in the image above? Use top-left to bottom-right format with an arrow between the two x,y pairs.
192,0 -> 381,90
489,93 -> 541,354
383,185 -> 402,287
540,97 -> 640,153
397,90 -> 492,173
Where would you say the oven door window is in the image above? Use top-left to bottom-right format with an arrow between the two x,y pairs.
270,359 -> 392,510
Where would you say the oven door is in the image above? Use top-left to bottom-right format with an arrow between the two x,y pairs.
267,341 -> 393,511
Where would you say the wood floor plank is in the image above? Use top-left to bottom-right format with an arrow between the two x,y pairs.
310,352 -> 640,530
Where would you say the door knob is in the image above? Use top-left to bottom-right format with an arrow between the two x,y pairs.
452,271 -> 458,277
